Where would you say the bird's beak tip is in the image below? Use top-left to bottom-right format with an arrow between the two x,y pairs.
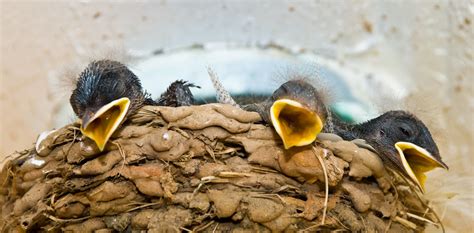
282,141 -> 296,150
270,99 -> 323,150
96,142 -> 107,152
439,160 -> 449,170
394,141 -> 447,192
80,112 -> 94,130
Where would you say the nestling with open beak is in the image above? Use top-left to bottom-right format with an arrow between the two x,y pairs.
208,68 -> 328,149
70,60 -> 152,151
245,80 -> 328,149
332,110 -> 448,192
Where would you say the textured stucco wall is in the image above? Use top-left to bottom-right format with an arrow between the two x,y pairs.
0,1 -> 472,231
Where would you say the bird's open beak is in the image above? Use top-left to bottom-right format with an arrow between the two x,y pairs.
80,97 -> 131,151
395,142 -> 448,192
270,99 -> 324,149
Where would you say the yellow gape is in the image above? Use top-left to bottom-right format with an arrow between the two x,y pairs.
80,97 -> 131,151
270,99 -> 323,149
395,142 -> 448,192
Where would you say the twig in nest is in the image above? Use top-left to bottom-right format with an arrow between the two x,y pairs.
171,127 -> 190,139
423,202 -> 431,217
312,146 -> 328,226
112,141 -> 127,170
273,184 -> 301,194
358,212 -> 367,230
385,173 -> 400,233
43,213 -> 91,223
250,166 -> 279,174
179,227 -> 192,232
204,145 -> 217,163
249,193 -> 287,205
385,217 -> 393,233
423,200 -> 447,227
1,164 -> 13,186
394,169 -> 446,233
0,154 -> 14,166
50,193 -> 56,207
50,126 -> 79,148
420,200 -> 445,233
193,176 -> 217,196
405,211 -> 438,226
299,223 -> 321,232
193,220 -> 215,232
394,216 -> 417,230
212,222 -> 219,233
125,202 -> 163,213
214,147 -> 240,155
0,149 -> 30,169
64,127 -> 79,157
217,171 -> 252,178
328,213 -> 350,230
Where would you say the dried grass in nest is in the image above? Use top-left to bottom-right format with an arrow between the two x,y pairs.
0,104 -> 443,232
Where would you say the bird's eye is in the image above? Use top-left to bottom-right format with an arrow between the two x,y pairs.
399,127 -> 411,137
380,129 -> 385,136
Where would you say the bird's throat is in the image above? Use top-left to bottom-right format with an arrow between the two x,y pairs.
395,142 -> 448,192
81,97 -> 131,151
270,99 -> 323,149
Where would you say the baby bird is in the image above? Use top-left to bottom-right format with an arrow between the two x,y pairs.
156,80 -> 200,107
208,68 -> 328,149
70,60 -> 152,151
332,111 -> 449,192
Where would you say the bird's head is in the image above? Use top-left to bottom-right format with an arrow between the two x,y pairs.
70,60 -> 142,151
360,110 -> 448,192
270,80 -> 328,149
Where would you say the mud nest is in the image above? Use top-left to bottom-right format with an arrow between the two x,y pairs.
0,104 -> 442,232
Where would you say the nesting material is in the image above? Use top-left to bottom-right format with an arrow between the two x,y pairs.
0,104 -> 441,232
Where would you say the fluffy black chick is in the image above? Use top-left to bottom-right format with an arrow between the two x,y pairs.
70,60 -> 152,151
156,80 -> 200,107
332,110 -> 448,192
208,68 -> 328,149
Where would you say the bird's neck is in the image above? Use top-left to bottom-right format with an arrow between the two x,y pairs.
330,113 -> 384,140
328,115 -> 359,139
242,100 -> 272,123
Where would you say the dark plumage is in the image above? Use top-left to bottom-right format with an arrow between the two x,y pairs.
331,110 -> 448,191
209,68 -> 328,149
243,79 -> 329,124
156,80 -> 200,107
70,60 -> 152,151
70,60 -> 151,121
246,79 -> 329,149
332,110 -> 448,167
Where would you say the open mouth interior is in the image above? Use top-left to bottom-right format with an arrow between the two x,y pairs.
270,99 -> 323,149
395,142 -> 447,192
81,97 -> 131,151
